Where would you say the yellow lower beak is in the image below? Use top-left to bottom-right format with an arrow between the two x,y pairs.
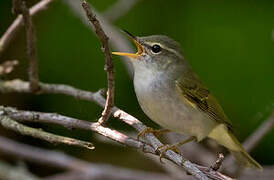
112,34 -> 145,58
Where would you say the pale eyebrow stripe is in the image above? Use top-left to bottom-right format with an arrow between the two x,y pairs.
145,42 -> 183,58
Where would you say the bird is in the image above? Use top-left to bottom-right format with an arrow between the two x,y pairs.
112,30 -> 262,170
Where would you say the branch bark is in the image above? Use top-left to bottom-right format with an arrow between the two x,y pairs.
0,105 -> 155,154
0,115 -> 94,150
81,1 -> 115,125
65,0 -> 135,76
12,0 -> 39,92
0,0 -> 56,57
243,111 -> 274,152
0,136 -> 171,180
0,79 -> 233,180
44,170 -> 172,180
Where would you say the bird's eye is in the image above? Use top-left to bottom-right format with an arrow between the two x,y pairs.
151,44 -> 162,54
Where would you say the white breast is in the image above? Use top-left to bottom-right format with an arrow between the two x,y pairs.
133,65 -> 216,141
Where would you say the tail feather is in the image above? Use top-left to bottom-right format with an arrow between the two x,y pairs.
208,124 -> 262,170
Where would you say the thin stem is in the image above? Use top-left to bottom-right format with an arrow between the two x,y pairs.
243,111 -> 274,152
0,136 -> 171,180
12,0 -> 39,92
82,1 -> 115,125
0,0 -> 55,57
0,115 -> 94,150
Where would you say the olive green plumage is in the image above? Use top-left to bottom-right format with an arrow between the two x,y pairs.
113,34 -> 262,169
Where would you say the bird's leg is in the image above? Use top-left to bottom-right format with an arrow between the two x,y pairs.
137,127 -> 170,141
156,136 -> 196,163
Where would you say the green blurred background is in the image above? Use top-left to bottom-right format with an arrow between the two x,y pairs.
0,0 -> 274,175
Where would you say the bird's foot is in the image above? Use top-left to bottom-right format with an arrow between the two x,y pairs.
156,136 -> 196,163
156,144 -> 182,163
137,127 -> 170,141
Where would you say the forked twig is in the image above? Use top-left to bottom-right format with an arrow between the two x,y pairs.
81,1 -> 115,126
0,115 -> 94,150
0,0 -> 56,56
12,0 -> 39,92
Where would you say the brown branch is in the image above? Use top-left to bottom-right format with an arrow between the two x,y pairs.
0,106 -> 154,154
0,60 -> 18,75
0,79 -> 234,180
82,1 -> 115,125
65,0 -> 134,76
0,136 -> 171,180
1,134 -> 271,180
2,106 -> 232,180
195,165 -> 235,180
44,170 -> 172,180
0,115 -> 94,150
12,0 -> 39,92
0,0 -> 55,57
113,110 -> 226,180
166,133 -> 216,166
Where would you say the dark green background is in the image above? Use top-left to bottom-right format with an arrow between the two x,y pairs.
0,0 -> 273,173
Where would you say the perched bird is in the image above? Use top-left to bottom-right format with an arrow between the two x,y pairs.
112,31 -> 262,169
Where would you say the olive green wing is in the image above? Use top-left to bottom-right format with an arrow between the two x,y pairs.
175,73 -> 232,129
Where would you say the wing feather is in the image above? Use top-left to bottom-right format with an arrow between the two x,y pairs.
176,73 -> 232,129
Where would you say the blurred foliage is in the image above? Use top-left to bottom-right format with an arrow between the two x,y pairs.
0,0 -> 274,173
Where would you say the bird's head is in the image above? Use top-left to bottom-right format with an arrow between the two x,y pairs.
112,31 -> 186,76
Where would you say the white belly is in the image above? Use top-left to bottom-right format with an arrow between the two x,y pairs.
133,71 -> 216,141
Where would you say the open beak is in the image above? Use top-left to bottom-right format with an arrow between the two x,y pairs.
112,30 -> 145,58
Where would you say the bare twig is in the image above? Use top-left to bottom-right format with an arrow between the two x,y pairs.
0,79 -> 234,180
243,111 -> 274,152
113,110 -> 222,180
65,0 -> 134,76
102,0 -> 142,22
195,165 -> 235,180
81,1 -> 115,125
12,0 -> 39,92
0,136 -> 171,180
166,133 -> 216,166
2,106 -> 233,180
0,60 -> 18,75
1,132 -> 270,180
0,106 -> 154,154
0,115 -> 94,150
44,171 -> 172,180
0,0 -> 56,57
0,160 -> 40,180
210,153 -> 225,171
